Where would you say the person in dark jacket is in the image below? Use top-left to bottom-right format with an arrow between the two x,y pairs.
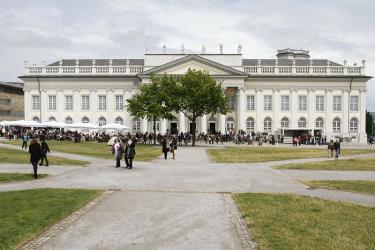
29,138 -> 41,178
124,137 -> 136,169
39,138 -> 51,166
161,137 -> 169,160
170,136 -> 178,160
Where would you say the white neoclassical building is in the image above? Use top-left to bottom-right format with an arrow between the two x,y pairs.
21,47 -> 371,143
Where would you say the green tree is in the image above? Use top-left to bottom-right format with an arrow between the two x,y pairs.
174,69 -> 227,146
126,74 -> 176,144
366,111 -> 374,136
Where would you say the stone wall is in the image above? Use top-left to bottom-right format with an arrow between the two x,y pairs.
0,86 -> 24,121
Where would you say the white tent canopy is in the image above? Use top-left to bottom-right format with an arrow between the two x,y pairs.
101,123 -> 131,130
65,122 -> 99,129
0,120 -> 10,126
40,121 -> 67,128
6,120 -> 44,127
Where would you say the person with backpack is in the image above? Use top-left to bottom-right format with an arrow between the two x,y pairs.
22,132 -> 29,150
334,139 -> 340,159
39,137 -> 50,167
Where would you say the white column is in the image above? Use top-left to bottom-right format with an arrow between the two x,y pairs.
220,114 -> 225,134
325,90 -> 333,137
201,114 -> 207,133
290,89 -> 297,128
273,89 -> 280,132
73,89 -> 80,123
24,90 -> 30,120
160,118 -> 167,134
342,90 -> 349,137
308,89 -> 315,128
359,89 -> 367,143
107,90 -> 114,123
255,89 -> 263,132
237,87 -> 245,131
56,90 -> 63,122
124,90 -> 131,128
179,112 -> 186,133
89,89 -> 97,124
40,90 -> 47,122
142,118 -> 148,132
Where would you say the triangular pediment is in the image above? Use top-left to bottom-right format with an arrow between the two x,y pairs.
140,55 -> 247,76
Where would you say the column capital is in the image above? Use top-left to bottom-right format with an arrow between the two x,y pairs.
57,89 -> 64,93
272,88 -> 280,93
89,89 -> 97,93
307,88 -> 315,93
359,89 -> 367,93
290,88 -> 297,93
73,88 -> 80,93
255,88 -> 263,93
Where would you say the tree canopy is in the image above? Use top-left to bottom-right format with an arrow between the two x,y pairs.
126,69 -> 227,146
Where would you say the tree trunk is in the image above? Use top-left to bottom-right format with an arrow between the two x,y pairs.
192,115 -> 196,146
153,116 -> 157,145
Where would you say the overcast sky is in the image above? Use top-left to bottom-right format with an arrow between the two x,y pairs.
1,0 -> 374,109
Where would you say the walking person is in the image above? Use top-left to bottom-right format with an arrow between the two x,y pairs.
327,140 -> 334,158
161,137 -> 169,160
39,137 -> 50,167
170,136 -> 177,160
112,138 -> 123,168
29,138 -> 41,179
22,132 -> 29,150
124,137 -> 136,169
334,139 -> 340,159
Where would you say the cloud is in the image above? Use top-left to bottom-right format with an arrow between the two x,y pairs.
0,0 -> 374,109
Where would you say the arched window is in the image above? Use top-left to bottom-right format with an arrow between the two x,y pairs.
333,118 -> 341,132
246,117 -> 255,133
82,117 -> 89,123
98,117 -> 106,126
350,118 -> 358,132
298,117 -> 307,128
226,117 -> 235,131
133,117 -> 141,132
264,117 -> 272,132
49,116 -> 56,122
65,117 -> 73,124
315,118 -> 324,128
115,117 -> 123,125
281,118 -> 289,128
32,116 -> 40,122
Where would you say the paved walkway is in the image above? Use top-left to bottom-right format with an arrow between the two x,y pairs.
0,143 -> 374,249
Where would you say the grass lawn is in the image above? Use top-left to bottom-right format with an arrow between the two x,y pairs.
1,140 -> 161,162
233,193 -> 375,250
0,147 -> 88,166
0,188 -> 101,249
0,173 -> 48,183
303,180 -> 375,195
276,158 -> 375,171
207,147 -> 374,163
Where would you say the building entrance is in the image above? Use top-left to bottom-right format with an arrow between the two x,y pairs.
209,123 -> 216,134
170,122 -> 178,134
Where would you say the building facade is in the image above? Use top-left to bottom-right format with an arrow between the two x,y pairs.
0,81 -> 24,121
20,48 -> 371,143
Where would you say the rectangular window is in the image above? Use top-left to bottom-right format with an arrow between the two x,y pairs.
32,95 -> 40,110
0,98 -> 11,105
316,96 -> 324,111
350,96 -> 359,111
98,95 -> 107,110
333,96 -> 342,111
280,95 -> 289,111
48,95 -> 56,110
81,95 -> 90,111
246,95 -> 255,111
115,95 -> 124,111
65,95 -> 73,110
227,96 -> 235,111
264,95 -> 272,111
298,96 -> 307,111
